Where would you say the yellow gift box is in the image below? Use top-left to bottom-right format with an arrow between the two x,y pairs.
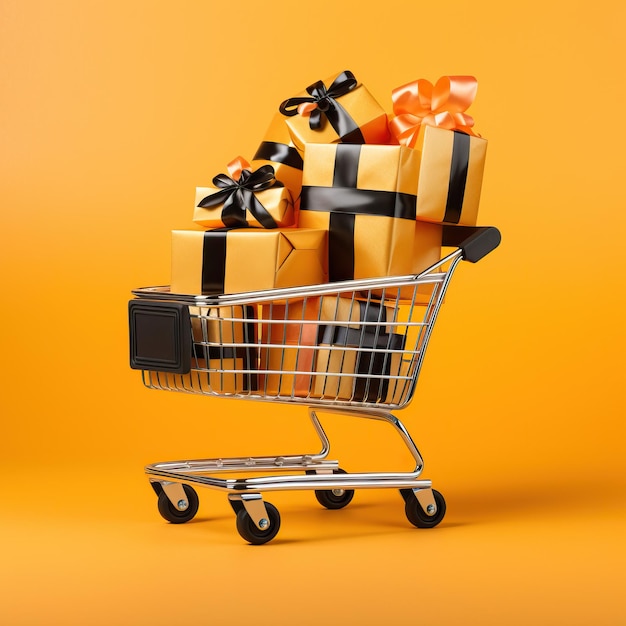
311,297 -> 405,402
299,142 -> 418,282
278,70 -> 390,155
193,157 -> 295,229
251,112 -> 304,212
388,76 -> 487,226
171,228 -> 328,296
414,125 -> 487,225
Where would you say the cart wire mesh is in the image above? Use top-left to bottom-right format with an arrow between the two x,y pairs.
131,249 -> 463,411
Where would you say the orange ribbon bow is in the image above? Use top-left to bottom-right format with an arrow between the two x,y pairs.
226,156 -> 251,181
389,76 -> 479,147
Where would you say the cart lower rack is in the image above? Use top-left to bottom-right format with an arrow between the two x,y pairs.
129,225 -> 500,543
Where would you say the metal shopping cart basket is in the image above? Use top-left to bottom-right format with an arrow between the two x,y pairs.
129,225 -> 500,543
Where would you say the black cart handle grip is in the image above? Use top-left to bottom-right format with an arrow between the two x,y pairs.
442,225 -> 501,263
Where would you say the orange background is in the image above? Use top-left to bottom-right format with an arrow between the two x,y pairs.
1,1 -> 625,624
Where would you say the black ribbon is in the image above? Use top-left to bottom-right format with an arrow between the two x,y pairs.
318,302 -> 405,402
253,141 -> 304,170
300,187 -> 417,220
443,131 -> 471,224
197,165 -> 281,229
201,230 -> 228,295
279,70 -> 365,143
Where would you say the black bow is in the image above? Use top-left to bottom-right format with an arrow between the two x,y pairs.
198,165 -> 281,229
279,71 -> 363,141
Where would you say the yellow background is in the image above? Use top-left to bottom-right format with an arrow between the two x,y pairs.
1,1 -> 624,624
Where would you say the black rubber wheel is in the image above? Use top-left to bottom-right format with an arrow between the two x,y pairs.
157,484 -> 199,524
314,468 -> 355,510
235,501 -> 281,545
404,489 -> 446,528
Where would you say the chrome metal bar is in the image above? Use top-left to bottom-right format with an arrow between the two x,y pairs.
131,253 -> 460,305
147,469 -> 433,494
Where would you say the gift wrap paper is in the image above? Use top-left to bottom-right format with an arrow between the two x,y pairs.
416,125 -> 487,225
193,177 -> 294,229
252,112 -> 304,209
299,143 -> 419,283
312,298 -> 406,402
171,228 -> 327,296
259,298 -> 320,396
398,221 -> 444,303
280,70 -> 390,155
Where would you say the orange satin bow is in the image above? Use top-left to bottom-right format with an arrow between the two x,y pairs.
226,156 -> 251,180
389,76 -> 479,147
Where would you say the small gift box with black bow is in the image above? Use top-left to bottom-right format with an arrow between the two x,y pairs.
193,157 -> 295,229
279,70 -> 390,155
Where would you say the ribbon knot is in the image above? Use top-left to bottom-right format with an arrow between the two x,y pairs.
389,76 -> 479,148
279,70 -> 359,131
198,157 -> 281,229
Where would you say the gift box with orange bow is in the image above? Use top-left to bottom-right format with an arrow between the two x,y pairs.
389,76 -> 488,226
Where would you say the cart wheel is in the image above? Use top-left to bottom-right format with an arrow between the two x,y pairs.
236,501 -> 281,545
157,484 -> 199,524
314,469 -> 355,510
404,489 -> 446,529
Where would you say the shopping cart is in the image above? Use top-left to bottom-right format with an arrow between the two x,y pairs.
129,225 -> 500,543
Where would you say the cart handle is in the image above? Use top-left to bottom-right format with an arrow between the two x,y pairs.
442,225 -> 501,263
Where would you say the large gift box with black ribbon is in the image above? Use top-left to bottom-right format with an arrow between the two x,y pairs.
311,297 -> 405,402
298,143 -> 419,283
252,113 -> 304,211
188,305 -> 258,393
193,157 -> 295,229
170,228 -> 327,296
389,76 -> 487,226
279,70 -> 390,155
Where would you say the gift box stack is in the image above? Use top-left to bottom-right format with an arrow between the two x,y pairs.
169,70 -> 488,400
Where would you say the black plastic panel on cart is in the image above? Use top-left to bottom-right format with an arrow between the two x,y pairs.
129,301 -> 191,374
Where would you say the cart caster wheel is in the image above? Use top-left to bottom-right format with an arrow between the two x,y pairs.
157,484 -> 199,524
236,502 -> 281,545
314,469 -> 355,510
404,489 -> 446,529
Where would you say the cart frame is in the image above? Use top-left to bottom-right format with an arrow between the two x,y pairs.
129,225 -> 500,543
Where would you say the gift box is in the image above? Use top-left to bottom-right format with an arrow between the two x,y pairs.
279,70 -> 390,155
171,228 -> 327,296
193,157 -> 295,229
251,113 -> 304,210
389,76 -> 487,226
258,298 -> 320,396
413,125 -> 487,225
298,142 -> 419,283
187,305 -> 258,393
312,298 -> 406,402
